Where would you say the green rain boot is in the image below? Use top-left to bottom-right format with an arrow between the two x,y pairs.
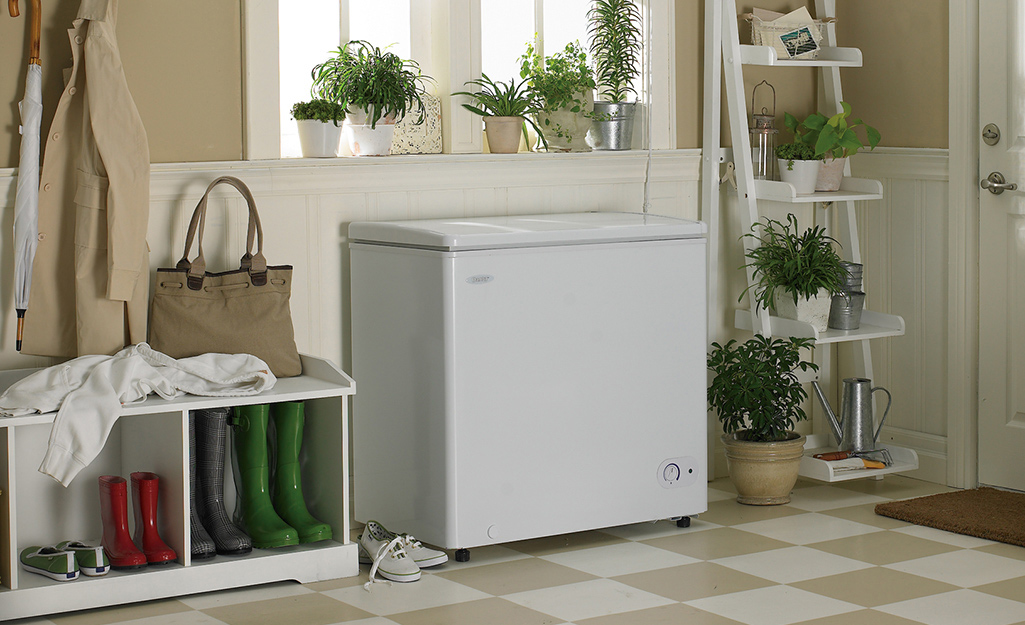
271,402 -> 333,543
233,404 -> 299,548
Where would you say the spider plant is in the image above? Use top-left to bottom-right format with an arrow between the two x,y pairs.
587,0 -> 643,103
452,74 -> 549,150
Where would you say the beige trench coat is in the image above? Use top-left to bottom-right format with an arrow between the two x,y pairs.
21,0 -> 150,358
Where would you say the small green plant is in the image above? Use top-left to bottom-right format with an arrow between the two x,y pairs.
452,74 -> 549,150
708,334 -> 818,442
290,99 -> 345,125
774,142 -> 817,170
740,213 -> 849,312
311,40 -> 433,129
519,40 -> 596,142
784,101 -> 881,159
587,0 -> 643,103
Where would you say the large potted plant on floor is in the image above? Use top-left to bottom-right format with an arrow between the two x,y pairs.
291,99 -> 345,158
741,213 -> 849,332
586,0 -> 643,150
452,74 -> 548,153
790,102 -> 881,191
312,40 -> 433,156
708,334 -> 818,505
519,41 -> 596,152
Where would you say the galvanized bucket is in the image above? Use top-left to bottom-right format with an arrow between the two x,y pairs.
828,290 -> 866,330
587,102 -> 637,151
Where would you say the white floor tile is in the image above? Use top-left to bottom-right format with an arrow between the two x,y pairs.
884,549 -> 1025,587
707,488 -> 736,502
686,585 -> 861,625
321,573 -> 490,616
425,545 -> 530,570
540,541 -> 700,577
891,524 -> 998,548
601,518 -> 720,541
875,589 -> 1025,625
178,580 -> 314,609
786,485 -> 890,511
712,546 -> 873,584
733,512 -> 882,545
502,578 -> 675,622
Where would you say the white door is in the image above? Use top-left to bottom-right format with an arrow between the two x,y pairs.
978,0 -> 1025,491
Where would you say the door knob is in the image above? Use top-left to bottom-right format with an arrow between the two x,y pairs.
981,172 -> 1018,195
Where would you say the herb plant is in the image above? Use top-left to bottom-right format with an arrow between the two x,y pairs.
740,213 -> 849,312
774,142 -> 816,170
519,40 -> 596,141
587,0 -> 643,103
311,40 -> 433,129
708,334 -> 818,442
452,74 -> 549,150
784,102 -> 881,159
290,99 -> 345,125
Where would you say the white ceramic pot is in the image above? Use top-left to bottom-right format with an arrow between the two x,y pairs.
538,91 -> 593,152
296,120 -> 342,158
484,116 -> 524,154
344,109 -> 398,157
777,158 -> 820,195
772,288 -> 832,332
816,156 -> 847,192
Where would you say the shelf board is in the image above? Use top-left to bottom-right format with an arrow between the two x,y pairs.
735,309 -> 906,344
753,177 -> 883,203
799,435 -> 919,482
739,45 -> 864,67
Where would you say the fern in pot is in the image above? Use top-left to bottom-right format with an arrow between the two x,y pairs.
453,74 -> 548,153
586,0 -> 643,150
291,99 -> 345,158
741,213 -> 849,332
312,40 -> 433,156
519,41 -> 596,152
708,334 -> 817,505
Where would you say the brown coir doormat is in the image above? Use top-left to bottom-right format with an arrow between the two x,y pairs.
875,487 -> 1025,547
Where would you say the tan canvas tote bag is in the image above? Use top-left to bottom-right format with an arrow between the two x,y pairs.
149,176 -> 302,377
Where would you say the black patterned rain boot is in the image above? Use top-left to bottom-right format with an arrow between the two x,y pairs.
189,413 -> 217,560
195,408 -> 253,556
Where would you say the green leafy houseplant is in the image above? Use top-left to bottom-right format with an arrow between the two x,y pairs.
519,40 -> 596,145
707,334 -> 818,442
290,99 -> 345,125
740,213 -> 848,312
311,40 -> 432,129
452,74 -> 549,150
587,0 -> 643,103
785,101 -> 881,159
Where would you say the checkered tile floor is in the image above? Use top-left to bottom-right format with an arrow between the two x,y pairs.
14,476 -> 1025,625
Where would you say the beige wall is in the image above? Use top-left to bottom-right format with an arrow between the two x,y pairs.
0,0 -> 242,169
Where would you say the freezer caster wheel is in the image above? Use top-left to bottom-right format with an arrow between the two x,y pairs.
454,549 -> 470,563
676,516 -> 691,528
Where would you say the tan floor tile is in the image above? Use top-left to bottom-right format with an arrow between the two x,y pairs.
305,569 -> 371,591
818,503 -> 913,529
576,602 -> 746,625
613,561 -> 776,601
435,557 -> 597,595
709,477 -> 737,494
791,567 -> 959,607
503,530 -> 627,556
972,575 -> 1025,600
642,527 -> 793,560
696,498 -> 809,526
975,542 -> 1025,562
50,599 -> 192,625
792,608 -> 930,625
202,592 -> 374,625
831,475 -> 959,500
809,530 -> 960,565
388,597 -> 564,625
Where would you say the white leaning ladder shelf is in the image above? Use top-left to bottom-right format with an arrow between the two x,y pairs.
0,355 -> 358,621
701,0 -> 918,481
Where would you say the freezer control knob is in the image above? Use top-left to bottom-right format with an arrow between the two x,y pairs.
658,457 -> 699,489
663,463 -> 681,482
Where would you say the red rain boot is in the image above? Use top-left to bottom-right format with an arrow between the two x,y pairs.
98,476 -> 147,570
131,472 -> 178,565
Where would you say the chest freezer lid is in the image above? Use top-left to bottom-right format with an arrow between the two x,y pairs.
348,212 -> 707,251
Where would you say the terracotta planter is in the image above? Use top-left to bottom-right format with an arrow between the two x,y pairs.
772,288 -> 832,332
485,116 -> 524,153
296,120 -> 342,158
722,432 -> 806,505
815,156 -> 847,191
777,158 -> 820,195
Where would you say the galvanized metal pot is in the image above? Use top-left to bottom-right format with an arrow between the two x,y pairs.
587,102 -> 637,151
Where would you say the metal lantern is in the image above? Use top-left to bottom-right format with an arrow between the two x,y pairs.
749,80 -> 778,181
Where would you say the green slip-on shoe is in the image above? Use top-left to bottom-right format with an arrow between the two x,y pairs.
20,546 -> 78,582
55,540 -> 110,576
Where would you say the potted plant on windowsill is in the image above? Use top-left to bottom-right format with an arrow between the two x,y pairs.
586,0 -> 643,150
291,99 -> 345,158
453,74 -> 548,154
741,213 -> 849,332
790,102 -> 881,191
708,334 -> 818,505
519,41 -> 596,152
312,40 -> 433,156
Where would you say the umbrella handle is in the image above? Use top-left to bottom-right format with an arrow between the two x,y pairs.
8,0 -> 41,65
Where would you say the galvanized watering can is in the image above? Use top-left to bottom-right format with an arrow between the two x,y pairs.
811,378 -> 892,453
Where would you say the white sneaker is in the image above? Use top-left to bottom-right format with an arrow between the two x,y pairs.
359,520 -> 449,568
358,521 -> 421,588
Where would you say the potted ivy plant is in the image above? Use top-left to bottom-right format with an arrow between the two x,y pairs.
311,40 -> 433,156
774,127 -> 819,195
519,41 -> 596,152
708,334 -> 818,505
452,74 -> 548,153
291,99 -> 345,158
586,0 -> 643,150
740,213 -> 849,332
789,102 -> 881,191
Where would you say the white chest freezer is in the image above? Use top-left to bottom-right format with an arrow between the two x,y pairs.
349,212 -> 707,554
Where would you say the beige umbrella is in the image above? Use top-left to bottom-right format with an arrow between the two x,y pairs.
8,0 -> 41,351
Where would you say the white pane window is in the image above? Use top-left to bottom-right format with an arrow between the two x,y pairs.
481,0 -> 534,83
349,0 -> 411,60
542,0 -> 590,56
279,0 -> 340,158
